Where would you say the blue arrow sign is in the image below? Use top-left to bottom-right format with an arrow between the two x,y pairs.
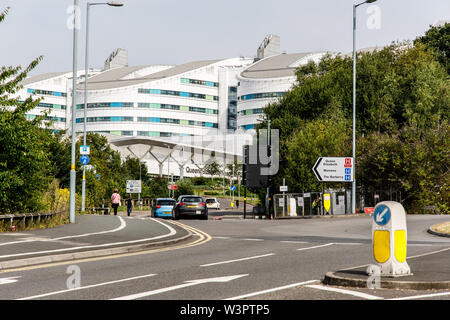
80,155 -> 90,165
230,185 -> 236,191
374,204 -> 391,226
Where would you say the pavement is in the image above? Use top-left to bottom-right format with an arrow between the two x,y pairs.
0,209 -> 449,292
0,211 -> 191,271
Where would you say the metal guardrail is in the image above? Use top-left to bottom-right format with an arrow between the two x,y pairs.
0,212 -> 57,230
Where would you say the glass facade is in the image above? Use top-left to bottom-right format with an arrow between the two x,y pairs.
238,92 -> 285,101
76,102 -> 134,109
138,88 -> 218,101
27,88 -> 67,97
180,78 -> 219,87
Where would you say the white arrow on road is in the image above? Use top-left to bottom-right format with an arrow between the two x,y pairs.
0,276 -> 21,285
376,207 -> 389,223
111,274 -> 248,300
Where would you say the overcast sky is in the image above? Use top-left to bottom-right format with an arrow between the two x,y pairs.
1,0 -> 448,75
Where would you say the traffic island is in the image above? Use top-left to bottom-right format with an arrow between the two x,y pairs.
323,248 -> 450,290
427,222 -> 450,238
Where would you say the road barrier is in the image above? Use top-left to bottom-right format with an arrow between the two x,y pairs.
0,212 -> 59,231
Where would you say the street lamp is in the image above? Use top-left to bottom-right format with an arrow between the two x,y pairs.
81,1 -> 124,212
352,0 -> 377,214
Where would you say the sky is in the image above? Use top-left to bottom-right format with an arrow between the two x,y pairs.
0,0 -> 448,75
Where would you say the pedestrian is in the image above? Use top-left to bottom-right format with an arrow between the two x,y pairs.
111,189 -> 121,216
312,197 -> 321,215
126,194 -> 134,217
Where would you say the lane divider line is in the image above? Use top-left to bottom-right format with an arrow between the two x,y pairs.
224,280 -> 319,300
200,253 -> 275,267
17,273 -> 158,300
296,243 -> 334,251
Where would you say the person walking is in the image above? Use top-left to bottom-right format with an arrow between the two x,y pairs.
111,189 -> 121,216
126,194 -> 134,217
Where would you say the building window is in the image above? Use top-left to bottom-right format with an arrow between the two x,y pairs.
238,92 -> 285,101
138,88 -> 218,101
180,78 -> 219,87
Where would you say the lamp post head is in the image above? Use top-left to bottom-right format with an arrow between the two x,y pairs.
107,1 -> 124,6
366,0 -> 377,3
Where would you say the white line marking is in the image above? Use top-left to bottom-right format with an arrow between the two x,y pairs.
111,274 -> 248,300
200,253 -> 275,267
280,241 -> 309,244
0,276 -> 21,285
296,243 -> 334,251
241,238 -> 264,241
0,216 -> 127,247
389,291 -> 450,300
224,280 -> 319,300
305,284 -> 383,300
0,218 -> 176,260
17,273 -> 157,300
213,236 -> 230,240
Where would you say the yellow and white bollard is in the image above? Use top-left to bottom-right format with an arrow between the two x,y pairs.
367,201 -> 411,277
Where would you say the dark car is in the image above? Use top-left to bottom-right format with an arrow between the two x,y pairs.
173,195 -> 208,220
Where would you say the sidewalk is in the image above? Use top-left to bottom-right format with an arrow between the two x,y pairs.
0,212 -> 191,270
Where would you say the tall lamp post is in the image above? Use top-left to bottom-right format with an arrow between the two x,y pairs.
352,0 -> 377,214
81,1 -> 123,212
69,0 -> 80,224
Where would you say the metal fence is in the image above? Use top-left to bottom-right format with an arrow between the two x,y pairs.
273,188 -> 402,218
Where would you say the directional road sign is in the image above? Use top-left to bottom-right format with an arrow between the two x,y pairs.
312,157 -> 353,182
373,204 -> 391,226
80,155 -> 90,165
126,180 -> 142,193
230,185 -> 236,191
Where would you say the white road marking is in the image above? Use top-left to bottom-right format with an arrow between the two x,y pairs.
200,253 -> 276,267
111,274 -> 248,300
240,238 -> 264,241
225,280 -> 319,300
305,284 -> 383,300
0,216 -> 127,247
17,273 -> 157,300
0,218 -> 176,259
213,236 -> 230,239
280,241 -> 309,244
389,291 -> 450,300
296,243 -> 334,251
0,276 -> 21,285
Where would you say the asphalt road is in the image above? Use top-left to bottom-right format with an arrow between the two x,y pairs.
0,214 -> 449,303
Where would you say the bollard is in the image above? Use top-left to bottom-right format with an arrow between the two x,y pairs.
367,201 -> 411,277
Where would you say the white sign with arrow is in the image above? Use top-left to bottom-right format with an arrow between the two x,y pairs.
312,157 -> 354,182
111,274 -> 248,300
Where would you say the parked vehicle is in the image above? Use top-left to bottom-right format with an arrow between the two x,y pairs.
153,198 -> 176,218
205,198 -> 220,210
173,195 -> 208,220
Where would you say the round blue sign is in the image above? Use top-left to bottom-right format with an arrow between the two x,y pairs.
230,185 -> 236,191
374,204 -> 391,226
80,155 -> 90,165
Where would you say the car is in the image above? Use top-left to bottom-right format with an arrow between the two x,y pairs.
152,198 -> 176,218
173,195 -> 208,220
205,198 -> 220,210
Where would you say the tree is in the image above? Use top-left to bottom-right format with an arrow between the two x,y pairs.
415,22 -> 450,74
260,35 -> 449,214
203,159 -> 221,181
0,7 -> 54,213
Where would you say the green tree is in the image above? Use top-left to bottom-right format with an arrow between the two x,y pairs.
415,22 -> 450,74
0,7 -> 54,213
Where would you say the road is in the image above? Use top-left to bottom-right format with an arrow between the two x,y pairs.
0,214 -> 449,304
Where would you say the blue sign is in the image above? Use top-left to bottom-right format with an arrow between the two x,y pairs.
345,168 -> 352,175
230,185 -> 236,191
96,173 -> 100,180
374,204 -> 391,226
80,155 -> 90,165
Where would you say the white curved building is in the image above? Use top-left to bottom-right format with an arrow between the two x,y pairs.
237,51 -> 327,131
74,57 -> 253,138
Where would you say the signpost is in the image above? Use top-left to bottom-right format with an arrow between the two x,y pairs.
312,157 -> 353,182
80,145 -> 90,155
80,155 -> 90,165
126,180 -> 142,194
